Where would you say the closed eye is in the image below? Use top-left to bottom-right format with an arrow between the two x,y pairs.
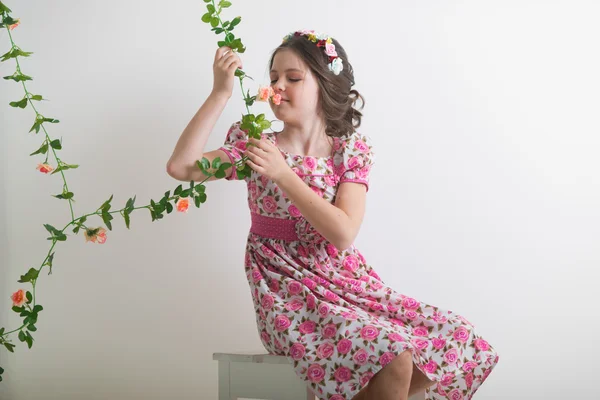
270,79 -> 301,83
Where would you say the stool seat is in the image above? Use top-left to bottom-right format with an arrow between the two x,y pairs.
213,352 -> 426,400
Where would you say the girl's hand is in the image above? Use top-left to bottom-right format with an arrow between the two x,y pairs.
244,138 -> 291,183
211,46 -> 243,99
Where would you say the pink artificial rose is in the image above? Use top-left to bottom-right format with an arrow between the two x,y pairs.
324,175 -> 336,186
11,289 -> 26,307
337,339 -> 352,355
351,285 -> 364,294
287,280 -> 303,295
321,323 -> 337,339
290,343 -> 306,360
453,326 -> 470,343
8,19 -> 20,30
303,156 -> 317,170
260,331 -> 271,346
334,366 -> 352,382
36,163 -> 54,174
274,315 -> 291,332
261,294 -> 274,310
299,320 -> 316,334
288,204 -> 302,217
316,342 -> 335,359
360,325 -> 380,341
368,301 -> 385,312
262,196 -> 278,213
474,338 -> 490,351
257,85 -> 274,101
272,93 -> 282,105
444,348 -> 459,365
176,198 -> 190,212
342,255 -> 359,272
325,42 -> 337,57
307,364 -> 326,383
353,348 -> 369,365
84,227 -> 107,244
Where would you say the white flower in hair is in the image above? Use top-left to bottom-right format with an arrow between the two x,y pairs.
328,57 -> 344,75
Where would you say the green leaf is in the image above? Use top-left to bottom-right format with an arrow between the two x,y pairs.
99,194 -> 113,211
220,1 -> 232,8
123,210 -> 131,229
12,306 -> 23,313
52,191 -> 74,200
26,291 -> 33,303
174,184 -> 183,196
194,196 -> 201,208
32,305 -> 43,313
50,139 -> 62,149
18,267 -> 40,283
198,193 -> 207,203
194,184 -> 206,193
207,4 -> 215,13
29,143 -> 48,156
29,120 -> 43,134
0,2 -> 13,13
1,47 -> 33,62
230,16 -> 241,28
25,332 -> 33,349
18,331 -> 26,342
101,210 -> 113,231
211,157 -> 222,169
30,94 -> 43,101
9,97 -> 27,108
210,17 -> 219,28
4,342 -> 15,353
27,324 -> 37,332
166,202 -> 173,214
3,73 -> 32,82
201,12 -> 212,23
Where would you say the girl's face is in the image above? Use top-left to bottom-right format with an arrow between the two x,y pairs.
269,49 -> 321,124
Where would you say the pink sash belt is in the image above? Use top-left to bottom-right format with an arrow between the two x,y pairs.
250,212 -> 300,241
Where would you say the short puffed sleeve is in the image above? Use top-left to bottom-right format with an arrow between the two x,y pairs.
218,121 -> 248,180
338,132 -> 375,191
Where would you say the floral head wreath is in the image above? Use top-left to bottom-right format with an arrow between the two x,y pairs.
282,29 -> 344,75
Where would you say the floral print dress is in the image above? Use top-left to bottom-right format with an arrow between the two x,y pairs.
219,121 -> 499,400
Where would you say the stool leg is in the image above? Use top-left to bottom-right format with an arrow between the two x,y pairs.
305,386 -> 316,400
217,360 -> 232,400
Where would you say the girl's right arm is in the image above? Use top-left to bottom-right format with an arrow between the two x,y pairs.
166,46 -> 243,182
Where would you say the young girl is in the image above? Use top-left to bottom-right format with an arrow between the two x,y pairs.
167,30 -> 499,400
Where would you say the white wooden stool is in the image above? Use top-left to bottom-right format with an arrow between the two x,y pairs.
213,352 -> 426,400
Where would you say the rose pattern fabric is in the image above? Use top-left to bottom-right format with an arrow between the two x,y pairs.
219,121 -> 499,399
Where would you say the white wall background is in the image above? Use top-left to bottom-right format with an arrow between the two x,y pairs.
1,1 -> 598,399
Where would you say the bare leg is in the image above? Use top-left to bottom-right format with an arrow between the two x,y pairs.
361,350 -> 414,400
407,362 -> 436,397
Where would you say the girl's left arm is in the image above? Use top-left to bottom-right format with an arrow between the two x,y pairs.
275,170 -> 366,250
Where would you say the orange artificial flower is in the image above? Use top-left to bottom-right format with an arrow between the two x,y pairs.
36,163 -> 54,174
84,227 -> 107,244
272,93 -> 282,105
176,198 -> 190,212
11,289 -> 26,307
8,19 -> 20,31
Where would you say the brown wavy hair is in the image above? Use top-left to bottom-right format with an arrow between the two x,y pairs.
268,33 -> 365,138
